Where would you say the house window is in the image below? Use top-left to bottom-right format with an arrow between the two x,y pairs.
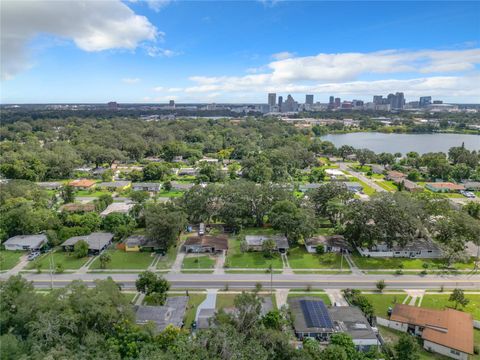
427,250 -> 432,253
395,251 -> 400,254
450,350 -> 460,356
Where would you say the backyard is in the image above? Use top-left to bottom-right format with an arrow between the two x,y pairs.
90,249 -> 155,270
0,250 -> 24,271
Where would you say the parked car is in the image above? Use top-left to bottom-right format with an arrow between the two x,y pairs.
27,251 -> 41,261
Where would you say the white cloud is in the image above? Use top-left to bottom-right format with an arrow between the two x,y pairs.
181,49 -> 480,101
122,77 -> 141,84
271,51 -> 295,60
1,0 -> 158,79
146,0 -> 172,12
167,87 -> 183,92
144,45 -> 180,57
153,86 -> 164,92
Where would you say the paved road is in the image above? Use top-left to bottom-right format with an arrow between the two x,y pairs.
337,162 -> 387,193
10,272 -> 480,291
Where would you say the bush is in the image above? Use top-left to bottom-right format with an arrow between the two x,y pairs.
55,263 -> 65,274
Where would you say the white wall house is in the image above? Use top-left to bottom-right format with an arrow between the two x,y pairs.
357,238 -> 442,259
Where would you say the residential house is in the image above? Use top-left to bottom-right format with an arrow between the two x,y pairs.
357,238 -> 442,258
61,232 -> 113,255
341,182 -> 363,193
288,297 -> 335,341
305,235 -> 352,254
328,306 -> 380,352
69,179 -> 96,189
36,181 -> 62,190
386,171 -> 407,182
100,202 -> 134,217
386,304 -> 473,360
462,182 -> 480,191
399,179 -> 423,192
370,164 -> 385,174
325,169 -> 346,178
171,181 -> 195,191
124,235 -> 146,252
425,182 -> 465,193
96,181 -> 131,191
132,182 -> 161,193
61,203 -> 96,213
177,167 -> 198,176
134,296 -> 188,332
3,234 -> 48,251
183,235 -> 228,253
299,183 -> 322,193
244,235 -> 289,253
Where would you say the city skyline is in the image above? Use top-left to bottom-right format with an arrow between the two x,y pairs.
1,1 -> 480,104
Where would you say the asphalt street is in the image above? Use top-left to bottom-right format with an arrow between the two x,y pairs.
10,272 -> 480,291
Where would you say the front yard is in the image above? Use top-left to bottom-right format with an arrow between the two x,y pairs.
184,293 -> 207,328
421,294 -> 480,320
362,293 -> 407,317
351,254 -> 476,270
287,247 -> 348,269
225,237 -> 283,269
0,250 -> 25,271
90,249 -> 155,270
182,255 -> 216,269
156,245 -> 178,269
287,292 -> 332,306
26,251 -> 89,270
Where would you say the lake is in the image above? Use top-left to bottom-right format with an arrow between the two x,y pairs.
321,132 -> 479,155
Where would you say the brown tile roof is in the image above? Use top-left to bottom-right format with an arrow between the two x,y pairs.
184,235 -> 228,251
61,203 -> 96,212
387,171 -> 407,179
391,304 -> 473,354
426,182 -> 465,191
69,179 -> 96,188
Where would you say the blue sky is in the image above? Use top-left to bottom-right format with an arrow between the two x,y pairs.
1,0 -> 479,103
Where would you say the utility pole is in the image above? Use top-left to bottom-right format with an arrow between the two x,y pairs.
269,263 -> 273,295
340,251 -> 343,271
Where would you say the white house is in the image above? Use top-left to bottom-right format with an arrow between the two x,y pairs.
357,238 -> 442,258
3,234 -> 48,251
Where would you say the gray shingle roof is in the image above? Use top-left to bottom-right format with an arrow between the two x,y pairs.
134,296 -> 188,331
62,232 -> 113,250
4,234 -> 47,247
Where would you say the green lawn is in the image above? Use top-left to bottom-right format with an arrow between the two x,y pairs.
157,245 -> 178,269
349,177 -> 375,195
26,251 -> 89,270
288,247 -> 349,269
90,250 -> 154,269
287,293 -> 332,306
225,238 -> 283,269
351,254 -> 476,270
157,190 -> 185,198
184,294 -> 207,328
75,190 -> 111,197
421,294 -> 480,320
376,180 -> 398,192
122,292 -> 137,303
0,251 -> 25,271
182,255 -> 216,269
362,293 -> 407,317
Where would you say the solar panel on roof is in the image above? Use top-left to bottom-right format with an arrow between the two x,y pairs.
300,300 -> 333,329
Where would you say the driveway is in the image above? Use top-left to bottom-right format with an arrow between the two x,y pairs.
337,162 -> 386,193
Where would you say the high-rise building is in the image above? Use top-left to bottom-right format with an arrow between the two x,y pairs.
107,101 -> 118,111
268,93 -> 277,107
373,95 -> 383,105
329,96 -> 334,104
334,97 -> 341,108
394,92 -> 405,110
283,94 -> 298,112
169,100 -> 175,107
419,96 -> 432,107
278,96 -> 283,111
305,94 -> 314,105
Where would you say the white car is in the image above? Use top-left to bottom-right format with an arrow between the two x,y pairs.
27,251 -> 41,261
